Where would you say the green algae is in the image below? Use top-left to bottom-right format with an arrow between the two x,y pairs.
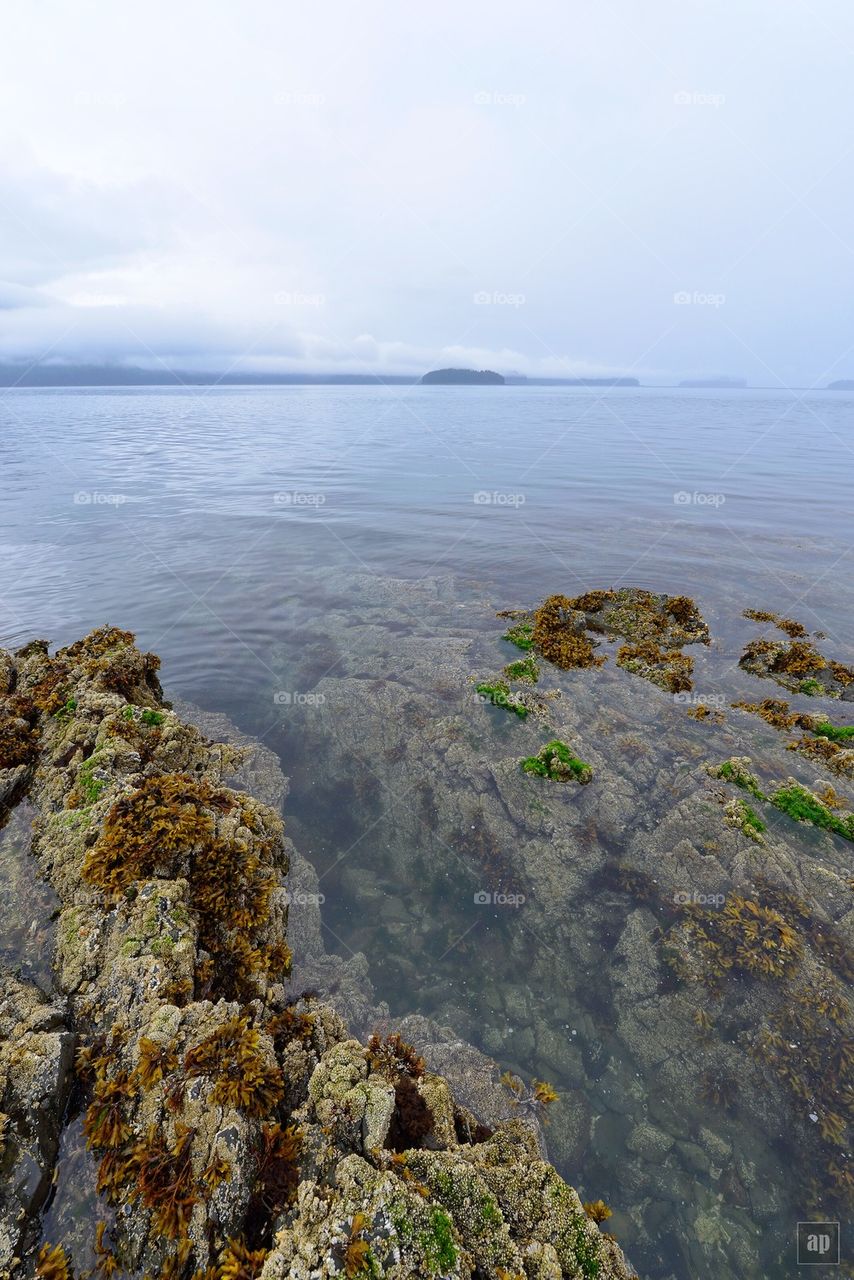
74,756 -> 109,806
709,758 -> 764,800
521,739 -> 592,783
770,782 -> 854,842
502,621 -> 535,650
503,655 -> 539,683
815,721 -> 854,743
419,1206 -> 458,1273
723,797 -> 767,843
476,680 -> 528,718
741,804 -> 766,836
121,705 -> 164,726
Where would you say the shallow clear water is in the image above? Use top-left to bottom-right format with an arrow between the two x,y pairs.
2,384 -> 852,1278
1,384 -> 852,670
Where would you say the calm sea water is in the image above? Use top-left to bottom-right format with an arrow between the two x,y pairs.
2,384 -> 852,1278
1,384 -> 852,674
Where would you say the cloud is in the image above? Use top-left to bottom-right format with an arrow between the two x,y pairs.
0,0 -> 852,384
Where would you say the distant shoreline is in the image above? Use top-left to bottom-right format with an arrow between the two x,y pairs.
0,366 -> 848,392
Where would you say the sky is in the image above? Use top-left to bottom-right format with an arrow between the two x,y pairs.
1,0 -> 853,385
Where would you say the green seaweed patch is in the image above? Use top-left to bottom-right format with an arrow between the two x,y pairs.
723,797 -> 767,844
122,705 -> 165,727
770,781 -> 854,842
503,655 -> 539,684
741,804 -> 767,836
503,621 -> 534,650
566,1215 -> 603,1280
71,756 -> 110,806
708,757 -> 764,800
521,739 -> 592,784
476,680 -> 528,718
418,1206 -> 458,1274
815,722 -> 854,743
800,678 -> 824,696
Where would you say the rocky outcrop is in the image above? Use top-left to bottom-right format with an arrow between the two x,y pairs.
0,973 -> 73,1275
0,628 -> 636,1279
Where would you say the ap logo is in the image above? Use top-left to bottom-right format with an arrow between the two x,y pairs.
797,1221 -> 840,1266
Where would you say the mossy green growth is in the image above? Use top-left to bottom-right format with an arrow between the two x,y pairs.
53,696 -> 78,721
724,797 -> 767,843
815,721 -> 854,743
799,678 -> 824,696
503,621 -> 534,650
476,680 -> 528,718
567,1216 -> 602,1279
521,739 -> 592,783
75,757 -> 109,805
710,757 -> 764,800
121,705 -> 164,727
419,1206 -> 458,1273
389,1198 -> 415,1242
741,804 -> 767,835
478,1192 -> 501,1225
503,655 -> 539,684
770,782 -> 854,841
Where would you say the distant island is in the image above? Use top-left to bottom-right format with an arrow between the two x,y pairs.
679,377 -> 747,389
420,368 -> 505,385
827,380 -> 854,390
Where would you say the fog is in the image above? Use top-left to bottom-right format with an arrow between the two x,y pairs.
1,0 -> 852,384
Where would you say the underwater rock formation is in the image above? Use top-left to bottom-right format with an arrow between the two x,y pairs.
0,628 -> 636,1280
262,571 -> 852,1279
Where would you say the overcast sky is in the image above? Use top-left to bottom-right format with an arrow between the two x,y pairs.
1,1 -> 852,384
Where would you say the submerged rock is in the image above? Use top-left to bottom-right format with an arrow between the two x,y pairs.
262,571 -> 853,1280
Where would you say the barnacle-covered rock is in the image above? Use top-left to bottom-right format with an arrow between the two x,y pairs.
0,971 -> 73,1273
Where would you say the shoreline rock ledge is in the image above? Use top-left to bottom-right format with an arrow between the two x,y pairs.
0,627 -> 637,1280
